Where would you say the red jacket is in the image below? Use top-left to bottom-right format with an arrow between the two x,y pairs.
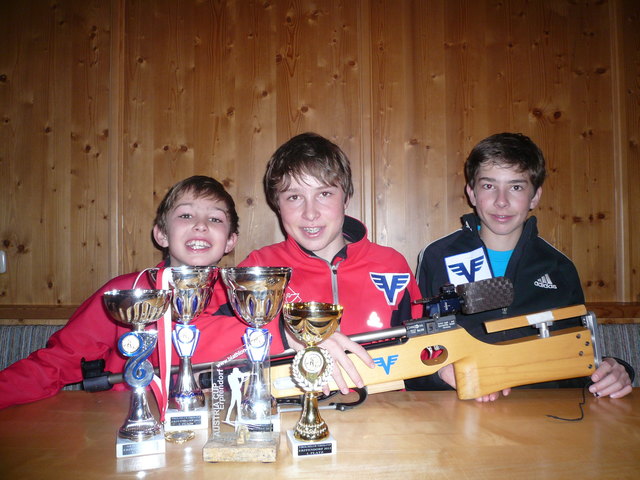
239,216 -> 422,337
0,268 -> 245,410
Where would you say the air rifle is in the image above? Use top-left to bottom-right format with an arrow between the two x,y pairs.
269,303 -> 600,400
87,278 -> 600,401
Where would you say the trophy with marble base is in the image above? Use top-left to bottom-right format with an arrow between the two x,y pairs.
103,288 -> 172,458
282,301 -> 343,457
159,266 -> 217,435
202,266 -> 291,463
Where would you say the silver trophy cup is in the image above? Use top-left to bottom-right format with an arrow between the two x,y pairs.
104,288 -> 172,441
220,266 -> 292,430
150,266 -> 218,411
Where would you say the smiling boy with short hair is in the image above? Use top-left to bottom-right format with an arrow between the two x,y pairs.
411,132 -> 633,400
241,132 -> 423,392
0,176 -> 242,409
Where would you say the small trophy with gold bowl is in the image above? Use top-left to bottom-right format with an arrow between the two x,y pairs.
282,301 -> 343,457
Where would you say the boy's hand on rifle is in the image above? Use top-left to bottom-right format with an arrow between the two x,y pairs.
283,330 -> 375,395
589,358 -> 632,399
318,332 -> 375,395
437,364 -> 511,402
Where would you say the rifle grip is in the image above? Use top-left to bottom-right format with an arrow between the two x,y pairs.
452,359 -> 483,400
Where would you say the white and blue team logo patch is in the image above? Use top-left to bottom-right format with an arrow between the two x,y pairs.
370,273 -> 410,305
444,247 -> 492,286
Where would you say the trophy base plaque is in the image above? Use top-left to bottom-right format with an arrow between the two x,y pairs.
202,430 -> 279,463
116,452 -> 166,472
286,430 -> 337,458
115,432 -> 166,458
164,407 -> 208,432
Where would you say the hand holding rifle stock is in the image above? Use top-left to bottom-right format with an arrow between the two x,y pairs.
270,277 -> 601,401
280,277 -> 517,398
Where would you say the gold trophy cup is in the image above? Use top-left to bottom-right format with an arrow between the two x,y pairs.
283,302 -> 343,456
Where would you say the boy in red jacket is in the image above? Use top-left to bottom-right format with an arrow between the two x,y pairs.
0,176 -> 244,409
239,133 -> 423,393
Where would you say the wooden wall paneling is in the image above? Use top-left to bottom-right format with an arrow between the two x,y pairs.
157,0 -> 244,265
610,0 -> 630,302
108,0 -> 125,279
68,2 -> 113,302
0,5 -> 9,302
500,2 -> 577,269
368,0 -> 449,266
1,0 -> 638,319
530,2 -> 577,268
619,0 -> 640,301
442,1 -> 488,161
122,0 -> 164,273
441,0 -> 489,241
369,0 -> 412,259
120,0 -> 225,272
219,0 -> 281,265
404,0 -> 452,265
273,0 -> 366,222
0,2 -> 50,305
0,1 -> 112,306
150,0 -> 198,229
355,1 -> 374,235
124,0 -> 211,271
566,0 -> 617,302
120,0 -> 281,271
1,3 -> 54,305
45,3 -> 72,306
479,1 -> 515,138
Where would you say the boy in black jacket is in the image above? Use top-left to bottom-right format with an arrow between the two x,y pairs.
410,133 -> 633,401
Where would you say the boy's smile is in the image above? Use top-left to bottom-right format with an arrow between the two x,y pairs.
153,191 -> 237,266
277,174 -> 349,262
466,162 -> 541,251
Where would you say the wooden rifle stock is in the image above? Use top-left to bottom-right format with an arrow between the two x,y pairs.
269,305 -> 600,400
102,305 -> 599,401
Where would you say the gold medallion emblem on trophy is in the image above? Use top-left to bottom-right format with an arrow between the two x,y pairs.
283,301 -> 343,457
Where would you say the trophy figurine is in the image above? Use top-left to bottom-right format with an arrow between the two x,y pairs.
150,265 -> 218,433
282,301 -> 343,457
202,266 -> 291,463
103,288 -> 172,458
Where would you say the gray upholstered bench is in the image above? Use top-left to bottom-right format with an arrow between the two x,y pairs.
0,325 -> 82,390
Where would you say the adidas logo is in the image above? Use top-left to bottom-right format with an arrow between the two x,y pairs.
534,274 -> 557,289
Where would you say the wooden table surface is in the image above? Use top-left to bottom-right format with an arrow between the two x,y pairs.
0,389 -> 638,479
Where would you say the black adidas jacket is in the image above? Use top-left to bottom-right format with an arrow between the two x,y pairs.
416,213 -> 584,342
407,213 -> 607,391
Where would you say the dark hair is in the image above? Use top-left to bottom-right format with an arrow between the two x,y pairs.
465,133 -> 546,191
154,175 -> 239,236
263,132 -> 354,212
